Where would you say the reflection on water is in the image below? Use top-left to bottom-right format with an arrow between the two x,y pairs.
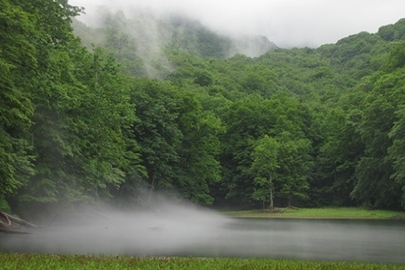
205,218 -> 405,263
1,213 -> 404,264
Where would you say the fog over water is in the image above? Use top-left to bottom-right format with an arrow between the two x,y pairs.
69,0 -> 405,48
1,201 -> 405,263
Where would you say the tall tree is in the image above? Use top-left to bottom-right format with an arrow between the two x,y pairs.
174,92 -> 223,205
276,131 -> 312,207
130,79 -> 183,204
250,135 -> 279,210
388,106 -> 405,208
0,0 -> 36,204
220,96 -> 273,207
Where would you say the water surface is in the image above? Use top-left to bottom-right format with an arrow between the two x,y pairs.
1,209 -> 404,264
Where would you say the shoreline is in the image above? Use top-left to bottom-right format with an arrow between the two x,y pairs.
221,207 -> 405,220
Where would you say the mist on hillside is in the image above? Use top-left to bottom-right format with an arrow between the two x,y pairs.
71,5 -> 279,79
69,0 -> 405,49
72,4 -> 278,59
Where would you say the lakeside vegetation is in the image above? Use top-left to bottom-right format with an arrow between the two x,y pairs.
2,254 -> 405,270
224,207 -> 405,219
2,0 -> 405,222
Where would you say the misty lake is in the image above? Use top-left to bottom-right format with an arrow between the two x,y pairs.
1,207 -> 404,264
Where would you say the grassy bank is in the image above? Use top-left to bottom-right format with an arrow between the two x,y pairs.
223,207 -> 405,219
1,254 -> 405,270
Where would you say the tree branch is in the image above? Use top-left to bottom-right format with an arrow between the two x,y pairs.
0,211 -> 38,234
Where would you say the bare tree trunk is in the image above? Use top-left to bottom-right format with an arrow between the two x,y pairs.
269,174 -> 274,212
148,175 -> 156,205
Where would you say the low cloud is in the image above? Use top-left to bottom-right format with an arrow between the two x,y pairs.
70,0 -> 405,48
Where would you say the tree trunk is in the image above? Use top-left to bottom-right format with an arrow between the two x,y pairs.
269,174 -> 274,212
148,175 -> 156,205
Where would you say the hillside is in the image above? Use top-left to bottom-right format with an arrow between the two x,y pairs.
2,0 -> 405,219
72,9 -> 278,77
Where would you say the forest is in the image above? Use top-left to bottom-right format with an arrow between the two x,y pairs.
2,0 -> 405,219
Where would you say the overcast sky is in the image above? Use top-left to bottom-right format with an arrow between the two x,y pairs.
69,0 -> 405,48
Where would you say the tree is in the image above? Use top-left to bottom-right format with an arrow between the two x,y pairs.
0,0 -> 36,203
70,47 -> 139,199
314,108 -> 364,206
21,43 -> 138,205
130,79 -> 223,205
351,95 -> 397,208
250,135 -> 279,210
130,79 -> 183,204
219,96 -> 276,207
388,106 -> 405,208
351,46 -> 405,209
276,132 -> 312,207
174,92 -> 223,205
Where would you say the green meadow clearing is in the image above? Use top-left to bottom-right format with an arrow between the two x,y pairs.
223,207 -> 405,219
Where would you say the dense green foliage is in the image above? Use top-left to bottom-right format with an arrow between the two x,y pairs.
2,1 -> 405,216
2,254 -> 404,270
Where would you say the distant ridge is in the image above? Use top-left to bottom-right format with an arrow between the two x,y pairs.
72,9 -> 278,59
230,35 -> 278,57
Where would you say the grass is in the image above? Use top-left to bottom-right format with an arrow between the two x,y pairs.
223,207 -> 405,219
1,254 -> 405,270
